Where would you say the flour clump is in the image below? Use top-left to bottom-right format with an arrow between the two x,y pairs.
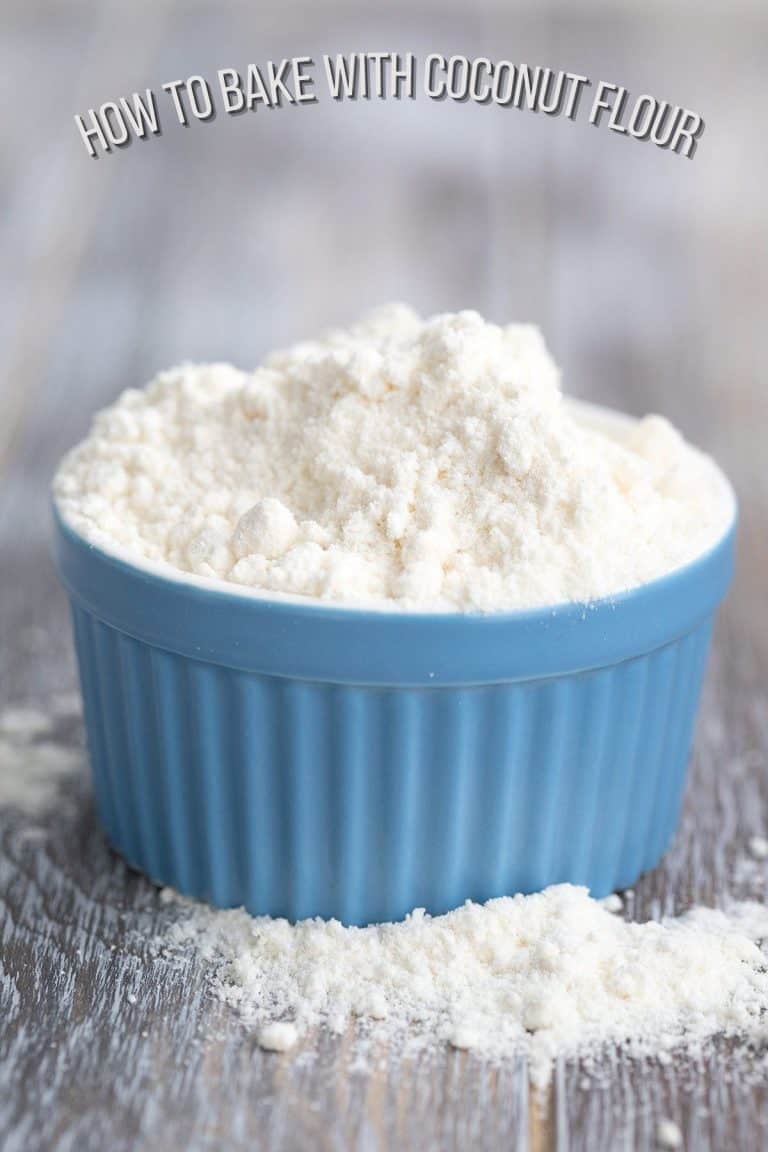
54,305 -> 732,610
165,884 -> 768,1089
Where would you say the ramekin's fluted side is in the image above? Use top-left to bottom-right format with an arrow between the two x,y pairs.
71,603 -> 714,924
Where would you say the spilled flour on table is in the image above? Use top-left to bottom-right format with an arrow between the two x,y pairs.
4,693 -> 765,1090
165,883 -> 768,1088
0,700 -> 83,815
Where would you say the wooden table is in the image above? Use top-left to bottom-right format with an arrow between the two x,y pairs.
1,3 -> 766,1148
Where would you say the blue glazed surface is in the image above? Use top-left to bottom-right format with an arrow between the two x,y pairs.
54,505 -> 735,924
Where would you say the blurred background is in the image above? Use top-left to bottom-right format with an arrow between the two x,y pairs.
0,0 -> 765,705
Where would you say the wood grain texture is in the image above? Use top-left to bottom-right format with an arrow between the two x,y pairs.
0,2 -> 766,1149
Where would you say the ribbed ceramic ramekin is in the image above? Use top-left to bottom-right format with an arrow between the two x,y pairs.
52,492 -> 735,926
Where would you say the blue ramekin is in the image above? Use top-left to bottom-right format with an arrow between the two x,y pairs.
52,490 -> 735,926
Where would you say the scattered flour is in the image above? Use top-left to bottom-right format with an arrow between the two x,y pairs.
165,884 -> 768,1088
54,306 -> 732,611
0,707 -> 53,741
601,893 -> 624,913
656,1118 -> 683,1148
0,703 -> 83,815
0,738 -> 82,814
748,836 -> 768,861
257,1022 -> 299,1053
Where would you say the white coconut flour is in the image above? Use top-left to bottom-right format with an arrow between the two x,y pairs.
54,306 -> 732,611
0,702 -> 82,815
166,885 -> 768,1087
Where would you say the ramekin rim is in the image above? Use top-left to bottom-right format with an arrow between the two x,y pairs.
52,491 -> 737,627
51,391 -> 737,623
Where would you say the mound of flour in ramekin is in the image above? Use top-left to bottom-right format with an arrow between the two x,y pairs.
163,884 -> 768,1088
54,306 -> 732,610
